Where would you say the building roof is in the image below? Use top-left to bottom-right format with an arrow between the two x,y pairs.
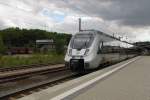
36,39 -> 54,43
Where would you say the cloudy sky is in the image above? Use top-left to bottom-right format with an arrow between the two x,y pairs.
0,0 -> 150,42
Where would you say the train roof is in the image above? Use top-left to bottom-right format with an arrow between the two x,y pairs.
77,29 -> 133,45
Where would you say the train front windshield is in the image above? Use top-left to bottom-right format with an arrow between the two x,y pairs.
70,34 -> 94,49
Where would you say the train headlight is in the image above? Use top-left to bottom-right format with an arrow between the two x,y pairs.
68,49 -> 72,56
84,49 -> 90,55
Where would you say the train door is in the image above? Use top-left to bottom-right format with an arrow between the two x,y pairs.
96,41 -> 104,65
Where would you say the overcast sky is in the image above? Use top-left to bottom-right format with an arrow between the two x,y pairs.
0,0 -> 150,42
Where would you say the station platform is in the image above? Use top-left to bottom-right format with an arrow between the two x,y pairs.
18,56 -> 150,100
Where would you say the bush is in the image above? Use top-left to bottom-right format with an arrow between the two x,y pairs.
0,54 -> 64,68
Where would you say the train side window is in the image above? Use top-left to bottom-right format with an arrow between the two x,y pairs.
97,41 -> 103,54
101,41 -> 114,54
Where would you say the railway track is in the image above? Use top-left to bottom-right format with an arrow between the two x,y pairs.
0,66 -> 66,84
0,66 -> 78,100
0,63 -> 63,72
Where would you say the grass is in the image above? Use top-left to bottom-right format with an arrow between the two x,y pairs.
0,54 -> 65,68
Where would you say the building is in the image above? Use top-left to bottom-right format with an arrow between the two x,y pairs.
36,39 -> 55,53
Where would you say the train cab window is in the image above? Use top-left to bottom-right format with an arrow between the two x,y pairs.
70,33 -> 94,49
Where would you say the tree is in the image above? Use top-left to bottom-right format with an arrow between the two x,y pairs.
0,27 -> 72,54
55,34 -> 66,54
0,34 -> 5,54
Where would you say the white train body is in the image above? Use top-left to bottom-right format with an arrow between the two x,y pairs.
65,30 -> 135,72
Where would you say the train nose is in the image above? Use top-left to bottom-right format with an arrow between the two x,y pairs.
70,59 -> 84,72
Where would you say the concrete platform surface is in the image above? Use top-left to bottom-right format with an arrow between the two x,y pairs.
18,56 -> 150,100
